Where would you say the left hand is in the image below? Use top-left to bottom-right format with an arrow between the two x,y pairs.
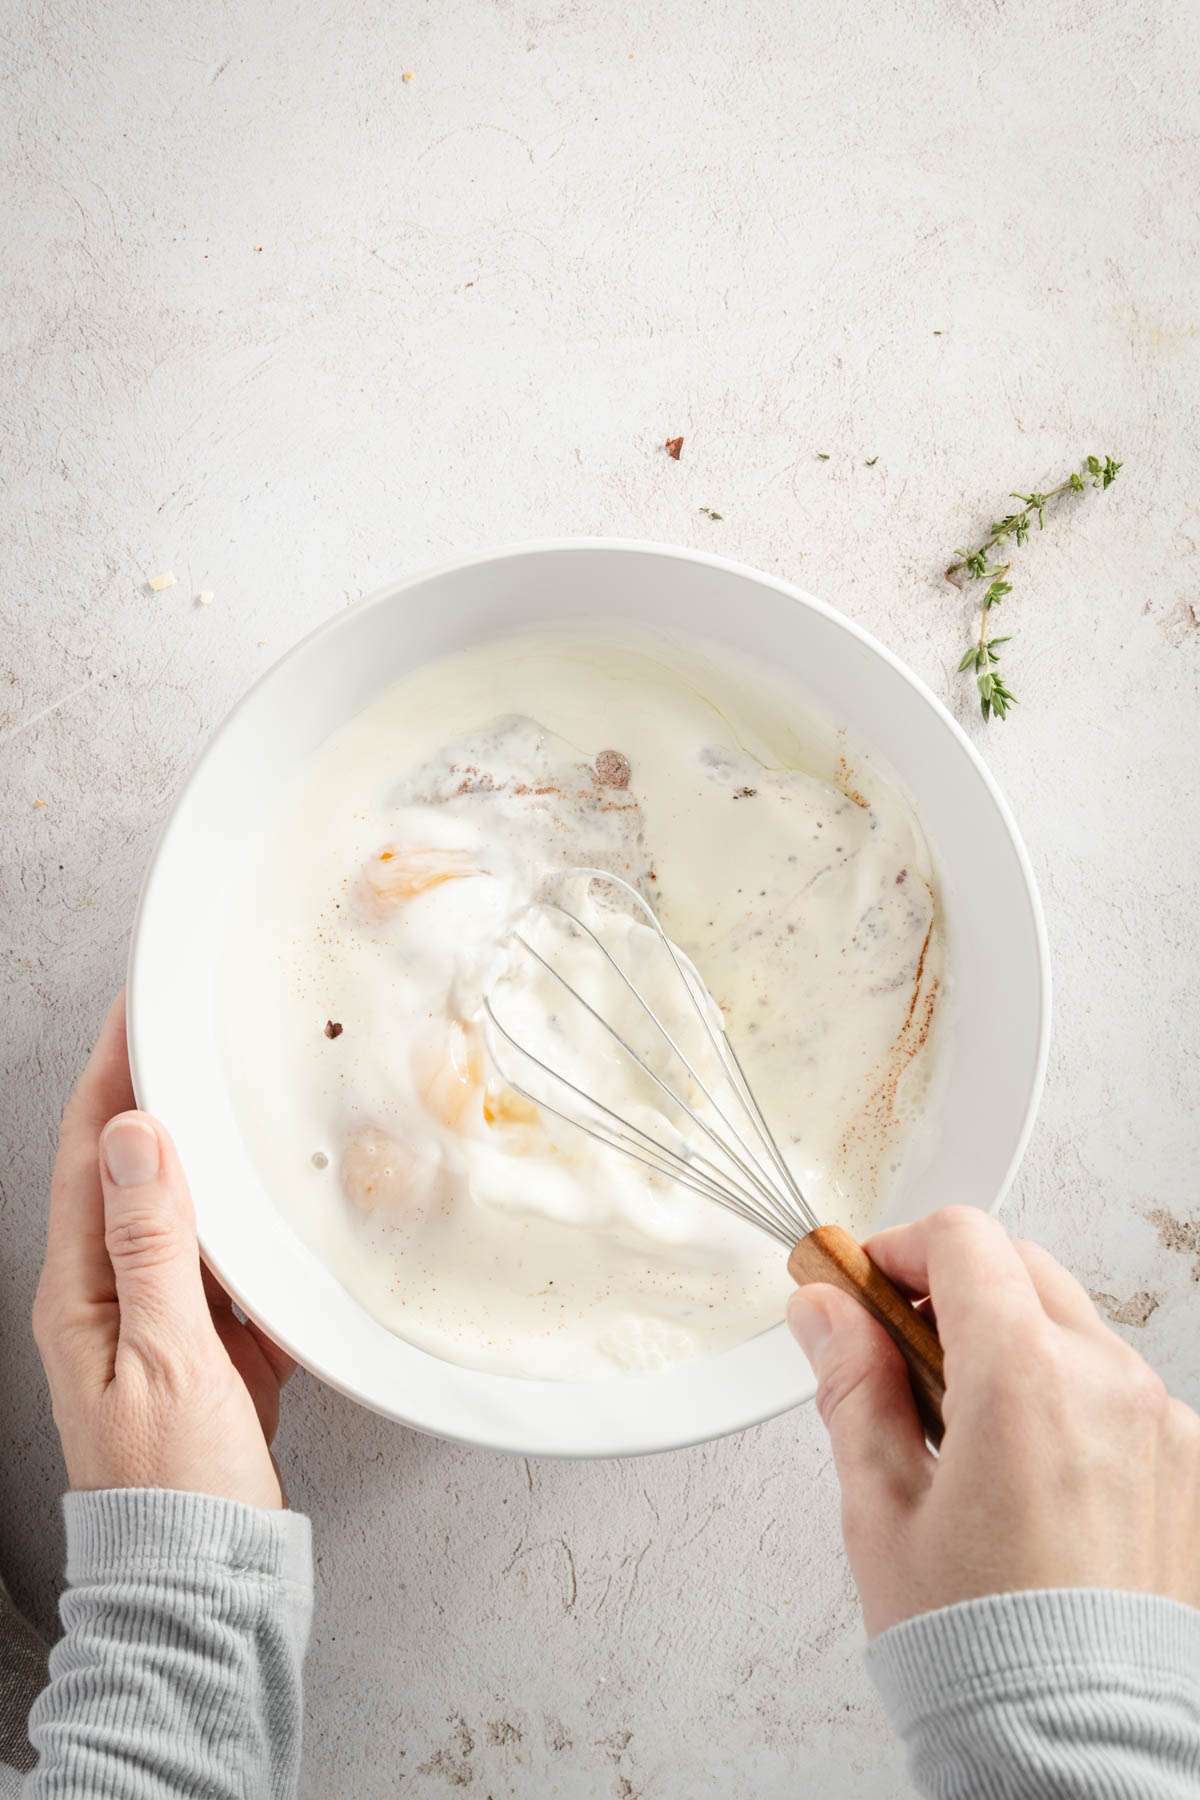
33,994 -> 295,1509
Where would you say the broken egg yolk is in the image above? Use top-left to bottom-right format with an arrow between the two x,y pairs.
482,1086 -> 540,1128
482,1083 -> 544,1155
361,845 -> 482,914
413,1020 -> 486,1129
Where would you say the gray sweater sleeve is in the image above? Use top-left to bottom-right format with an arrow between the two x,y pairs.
23,1490 -> 312,1800
867,1587 -> 1200,1799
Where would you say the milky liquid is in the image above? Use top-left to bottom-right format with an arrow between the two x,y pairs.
225,627 -> 944,1379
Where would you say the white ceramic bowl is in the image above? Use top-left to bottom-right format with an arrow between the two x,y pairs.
128,541 -> 1050,1458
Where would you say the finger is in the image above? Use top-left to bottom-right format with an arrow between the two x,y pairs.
788,1284 -> 932,1518
61,993 -> 136,1131
246,1322 -> 297,1388
201,1262 -> 234,1315
99,1112 -> 214,1357
863,1206 -> 1041,1350
202,1264 -> 297,1387
1012,1239 -> 1106,1334
44,994 -> 135,1312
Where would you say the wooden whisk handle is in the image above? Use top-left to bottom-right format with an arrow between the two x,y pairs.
788,1224 -> 945,1447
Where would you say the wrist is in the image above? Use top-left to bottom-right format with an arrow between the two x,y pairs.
868,1586 -> 1200,1727
64,1488 -> 310,1588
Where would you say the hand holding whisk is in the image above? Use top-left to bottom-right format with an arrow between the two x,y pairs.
483,868 -> 945,1445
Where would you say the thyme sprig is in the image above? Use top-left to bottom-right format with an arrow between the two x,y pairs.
948,455 -> 1121,721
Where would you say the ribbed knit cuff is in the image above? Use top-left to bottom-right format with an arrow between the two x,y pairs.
867,1587 -> 1200,1730
63,1489 -> 312,1590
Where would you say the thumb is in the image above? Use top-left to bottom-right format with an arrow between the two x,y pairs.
788,1283 -> 931,1514
99,1113 -> 213,1354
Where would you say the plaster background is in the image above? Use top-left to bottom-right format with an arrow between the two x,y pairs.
3,2 -> 1198,1793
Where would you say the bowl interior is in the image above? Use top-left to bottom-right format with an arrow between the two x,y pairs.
128,542 -> 1049,1457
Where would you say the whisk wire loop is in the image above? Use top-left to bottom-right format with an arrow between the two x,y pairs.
562,872 -> 819,1229
513,919 -> 801,1242
483,869 -> 820,1247
483,995 -> 785,1229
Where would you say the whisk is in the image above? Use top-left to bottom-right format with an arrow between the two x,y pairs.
484,867 -> 945,1444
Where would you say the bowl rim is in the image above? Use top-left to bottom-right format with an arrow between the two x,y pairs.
127,536 -> 1052,1457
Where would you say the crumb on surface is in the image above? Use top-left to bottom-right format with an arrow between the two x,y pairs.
664,436 -> 683,459
1090,1289 -> 1160,1328
1147,1207 -> 1200,1280
324,1019 -> 344,1039
196,590 -> 214,606
147,572 -> 176,592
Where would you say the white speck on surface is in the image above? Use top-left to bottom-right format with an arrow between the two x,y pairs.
146,572 -> 176,592
196,590 -> 215,606
3,3 -> 1198,1796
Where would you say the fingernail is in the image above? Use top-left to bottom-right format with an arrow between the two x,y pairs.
101,1117 -> 161,1188
787,1290 -> 833,1369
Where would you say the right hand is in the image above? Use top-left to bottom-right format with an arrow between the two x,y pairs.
788,1205 -> 1200,1638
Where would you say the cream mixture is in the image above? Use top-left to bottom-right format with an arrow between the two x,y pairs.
227,628 -> 944,1380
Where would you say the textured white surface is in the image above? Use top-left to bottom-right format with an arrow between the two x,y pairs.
2,2 -> 1198,1795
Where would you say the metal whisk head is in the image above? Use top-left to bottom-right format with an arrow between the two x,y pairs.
482,868 -> 820,1251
